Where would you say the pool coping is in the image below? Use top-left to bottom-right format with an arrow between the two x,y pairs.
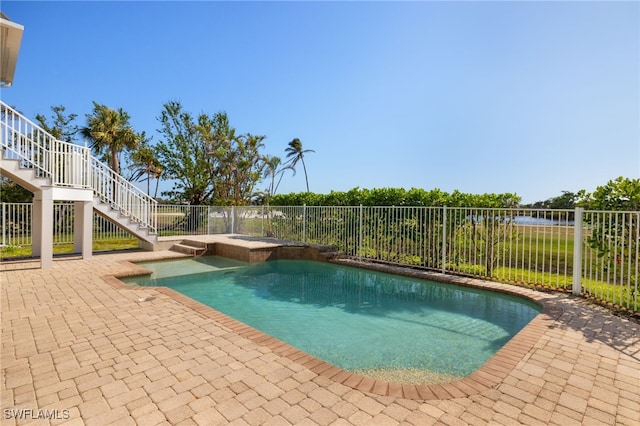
103,254 -> 563,401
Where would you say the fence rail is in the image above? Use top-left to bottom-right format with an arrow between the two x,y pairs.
1,202 -> 136,247
1,203 -> 638,311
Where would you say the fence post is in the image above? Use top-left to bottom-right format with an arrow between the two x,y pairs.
302,204 -> 306,243
441,206 -> 447,274
572,207 -> 584,296
359,204 -> 363,260
207,206 -> 211,235
231,206 -> 235,234
1,202 -> 5,247
85,146 -> 91,188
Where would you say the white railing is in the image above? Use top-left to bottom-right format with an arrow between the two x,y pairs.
258,205 -> 638,312
148,203 -> 638,311
91,157 -> 157,233
1,101 -> 91,187
1,199 -> 637,311
1,101 -> 157,233
1,202 -> 137,247
156,205 -> 265,236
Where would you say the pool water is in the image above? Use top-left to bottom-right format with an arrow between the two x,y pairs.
124,257 -> 540,377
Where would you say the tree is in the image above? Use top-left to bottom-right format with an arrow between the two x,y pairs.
522,191 -> 584,221
580,177 -> 640,211
32,106 -> 81,182
0,178 -> 32,203
262,155 -> 293,201
129,134 -> 162,198
155,101 -> 215,206
156,100 -> 267,206
35,105 -> 78,143
259,155 -> 294,236
155,101 -> 267,232
285,138 -> 314,192
81,102 -> 139,175
206,113 -> 266,206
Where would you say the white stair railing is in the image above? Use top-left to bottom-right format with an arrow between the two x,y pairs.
0,101 -> 157,234
1,101 -> 91,187
91,156 -> 157,232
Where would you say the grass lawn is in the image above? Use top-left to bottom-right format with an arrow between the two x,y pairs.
0,238 -> 139,258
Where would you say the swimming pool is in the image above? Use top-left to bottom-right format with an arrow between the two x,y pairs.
124,257 -> 540,380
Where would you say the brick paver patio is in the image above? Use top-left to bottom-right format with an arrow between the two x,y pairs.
1,250 -> 639,425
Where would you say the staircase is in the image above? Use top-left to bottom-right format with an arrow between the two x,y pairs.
0,101 -> 158,247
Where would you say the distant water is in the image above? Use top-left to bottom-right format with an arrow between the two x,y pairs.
510,216 -> 574,226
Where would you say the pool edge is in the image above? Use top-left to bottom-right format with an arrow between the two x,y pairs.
103,256 -> 560,401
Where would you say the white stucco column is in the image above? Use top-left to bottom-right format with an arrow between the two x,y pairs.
74,201 -> 93,260
32,188 -> 54,268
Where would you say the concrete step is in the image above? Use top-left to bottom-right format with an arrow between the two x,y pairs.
170,241 -> 208,256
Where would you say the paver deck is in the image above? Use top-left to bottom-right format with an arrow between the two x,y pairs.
1,248 -> 639,425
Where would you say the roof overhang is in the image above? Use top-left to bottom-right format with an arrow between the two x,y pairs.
0,12 -> 24,88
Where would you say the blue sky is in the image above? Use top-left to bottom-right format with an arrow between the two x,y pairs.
1,1 -> 638,204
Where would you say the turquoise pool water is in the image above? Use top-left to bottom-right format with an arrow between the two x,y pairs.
124,257 -> 540,377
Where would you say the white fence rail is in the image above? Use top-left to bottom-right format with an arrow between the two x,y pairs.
1,203 -> 637,311
156,205 -> 266,236
1,202 -> 136,247
256,205 -> 638,311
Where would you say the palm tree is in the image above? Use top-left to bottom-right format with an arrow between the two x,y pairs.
262,155 -> 293,200
130,141 -> 162,198
81,102 -> 139,175
285,138 -> 315,192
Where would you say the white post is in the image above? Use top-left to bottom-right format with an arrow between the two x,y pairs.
50,142 -> 57,185
1,202 -> 5,247
572,207 -> 584,296
73,201 -> 93,260
301,204 -> 306,243
359,204 -> 363,260
231,206 -> 235,234
33,188 -> 53,269
441,206 -> 447,274
84,146 -> 91,188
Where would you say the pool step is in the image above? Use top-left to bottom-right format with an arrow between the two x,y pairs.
170,240 -> 208,256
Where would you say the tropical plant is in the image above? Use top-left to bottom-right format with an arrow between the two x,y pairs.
270,187 -> 521,208
580,176 -> 640,211
262,155 -> 294,201
129,135 -> 162,198
285,138 -> 315,192
260,155 -> 295,236
580,177 -> 640,287
81,102 -> 140,175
